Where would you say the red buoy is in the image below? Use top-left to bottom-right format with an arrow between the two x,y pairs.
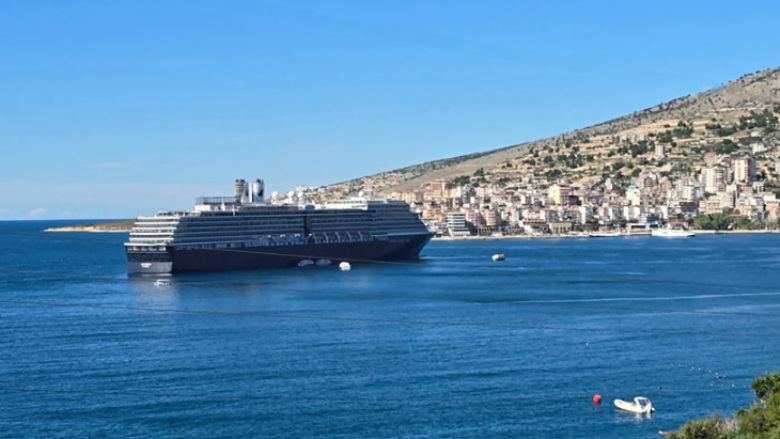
592,394 -> 602,404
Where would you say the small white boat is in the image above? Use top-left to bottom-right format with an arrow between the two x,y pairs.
315,259 -> 332,266
614,396 -> 654,414
492,254 -> 505,261
589,231 -> 621,238
154,279 -> 170,287
652,228 -> 695,238
297,259 -> 315,267
339,261 -> 351,271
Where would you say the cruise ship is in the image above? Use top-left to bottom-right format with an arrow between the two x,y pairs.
125,179 -> 434,274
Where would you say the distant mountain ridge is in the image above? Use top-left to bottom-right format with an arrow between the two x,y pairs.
326,66 -> 780,195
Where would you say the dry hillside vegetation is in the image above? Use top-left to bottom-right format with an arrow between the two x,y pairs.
324,67 -> 780,196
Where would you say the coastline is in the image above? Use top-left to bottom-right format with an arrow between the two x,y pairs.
433,229 -> 780,241
44,219 -> 135,233
42,218 -> 780,238
44,226 -> 131,233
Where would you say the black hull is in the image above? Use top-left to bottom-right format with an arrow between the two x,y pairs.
127,233 -> 433,274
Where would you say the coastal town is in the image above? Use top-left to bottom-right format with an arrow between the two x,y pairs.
303,105 -> 780,238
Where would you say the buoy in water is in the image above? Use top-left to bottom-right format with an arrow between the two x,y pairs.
592,394 -> 602,404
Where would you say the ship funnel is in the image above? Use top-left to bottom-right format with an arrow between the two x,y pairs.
234,179 -> 247,202
249,179 -> 265,204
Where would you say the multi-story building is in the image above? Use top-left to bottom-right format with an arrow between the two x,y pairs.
483,209 -> 502,229
703,167 -> 725,194
626,186 -> 642,206
540,208 -> 559,222
465,210 -> 485,227
718,192 -> 735,210
751,142 -> 767,155
702,198 -> 722,214
548,183 -> 571,206
446,212 -> 470,237
429,179 -> 453,199
733,156 -> 756,183
622,205 -> 642,221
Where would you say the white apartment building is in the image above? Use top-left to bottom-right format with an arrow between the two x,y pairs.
446,212 -> 470,237
734,157 -> 756,183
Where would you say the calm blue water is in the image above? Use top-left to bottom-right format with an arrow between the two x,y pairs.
2,220 -> 780,438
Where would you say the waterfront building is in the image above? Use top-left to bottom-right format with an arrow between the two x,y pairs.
446,212 -> 470,237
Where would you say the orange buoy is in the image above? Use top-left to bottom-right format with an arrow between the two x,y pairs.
592,394 -> 602,404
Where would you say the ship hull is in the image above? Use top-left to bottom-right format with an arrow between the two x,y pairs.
127,233 -> 433,274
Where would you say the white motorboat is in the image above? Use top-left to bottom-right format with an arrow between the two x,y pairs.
614,396 -> 654,414
651,228 -> 695,238
492,253 -> 505,261
154,279 -> 170,287
339,261 -> 351,271
589,231 -> 621,238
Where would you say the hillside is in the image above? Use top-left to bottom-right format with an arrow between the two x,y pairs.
322,66 -> 780,197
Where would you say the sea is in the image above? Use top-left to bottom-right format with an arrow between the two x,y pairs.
2,220 -> 780,439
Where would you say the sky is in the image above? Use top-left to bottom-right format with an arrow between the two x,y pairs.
2,0 -> 780,219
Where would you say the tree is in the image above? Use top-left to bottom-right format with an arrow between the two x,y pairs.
715,125 -> 738,137
658,131 -> 674,143
751,373 -> 780,406
693,213 -> 732,231
451,175 -> 470,186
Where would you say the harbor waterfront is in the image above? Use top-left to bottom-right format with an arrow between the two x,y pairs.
3,220 -> 780,438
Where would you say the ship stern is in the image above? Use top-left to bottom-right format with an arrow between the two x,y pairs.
126,249 -> 174,274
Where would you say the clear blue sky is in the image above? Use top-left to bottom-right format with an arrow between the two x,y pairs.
2,0 -> 779,219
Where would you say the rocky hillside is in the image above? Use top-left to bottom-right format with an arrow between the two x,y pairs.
324,66 -> 780,196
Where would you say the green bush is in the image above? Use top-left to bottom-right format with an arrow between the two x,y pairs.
667,414 -> 734,439
668,373 -> 780,438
